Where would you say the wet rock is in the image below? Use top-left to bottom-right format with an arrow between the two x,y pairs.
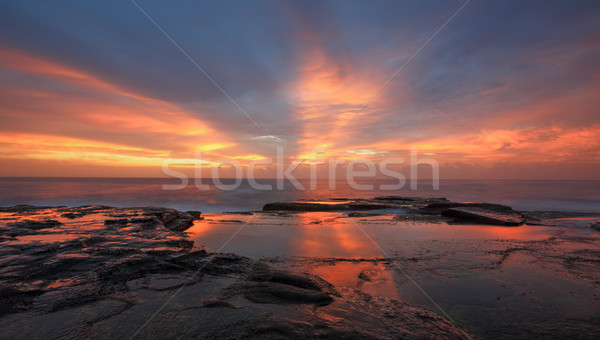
590,221 -> 600,232
202,298 -> 236,308
374,196 -> 418,202
199,253 -> 252,275
104,218 -> 128,226
95,254 -> 158,283
142,208 -> 197,232
103,209 -> 197,231
50,281 -> 106,312
348,212 -> 385,218
129,216 -> 163,229
78,205 -> 113,210
8,219 -> 62,230
205,317 -> 383,339
129,216 -> 159,224
0,205 -> 50,213
126,273 -> 201,291
185,210 -> 203,219
263,197 -> 519,219
80,236 -> 106,247
61,212 -> 84,219
82,246 -> 138,256
375,196 -> 449,204
392,214 -> 448,223
0,205 -> 212,321
142,207 -> 180,224
358,272 -> 372,281
422,201 -> 514,214
165,215 -> 196,231
0,285 -> 45,315
441,207 -> 524,226
519,211 -> 600,219
263,200 -> 396,212
218,268 -> 470,339
163,239 -> 194,249
22,256 -> 91,280
249,263 -> 339,295
3,228 -> 31,237
244,281 -> 334,306
107,212 -> 134,218
241,263 -> 338,306
170,249 -> 209,264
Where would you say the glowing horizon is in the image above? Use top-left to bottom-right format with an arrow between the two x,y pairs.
1,1 -> 599,179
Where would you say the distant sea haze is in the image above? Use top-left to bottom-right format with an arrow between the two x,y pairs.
0,178 -> 599,213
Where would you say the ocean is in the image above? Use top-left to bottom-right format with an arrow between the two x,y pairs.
0,177 -> 598,213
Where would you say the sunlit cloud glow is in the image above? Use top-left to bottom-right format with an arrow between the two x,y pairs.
1,1 -> 599,178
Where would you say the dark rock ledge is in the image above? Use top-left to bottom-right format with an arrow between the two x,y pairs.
262,197 -> 532,226
262,196 -> 600,227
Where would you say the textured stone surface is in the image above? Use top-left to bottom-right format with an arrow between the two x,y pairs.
0,205 -> 471,339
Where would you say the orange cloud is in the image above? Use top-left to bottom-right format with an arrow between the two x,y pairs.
288,40 -> 387,161
364,125 -> 600,164
1,45 -> 599,179
0,48 -> 244,170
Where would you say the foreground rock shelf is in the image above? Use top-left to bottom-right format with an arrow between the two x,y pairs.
0,204 -> 470,339
2,198 -> 599,339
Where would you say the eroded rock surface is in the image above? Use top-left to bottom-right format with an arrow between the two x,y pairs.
0,206 -> 203,315
0,205 -> 471,339
261,197 -> 600,228
441,207 -> 524,226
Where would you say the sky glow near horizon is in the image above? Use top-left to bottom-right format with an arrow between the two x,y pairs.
0,0 -> 599,179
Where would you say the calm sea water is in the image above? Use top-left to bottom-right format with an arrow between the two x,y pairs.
0,177 -> 598,213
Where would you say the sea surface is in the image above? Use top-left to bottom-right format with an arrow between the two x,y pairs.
0,177 -> 598,213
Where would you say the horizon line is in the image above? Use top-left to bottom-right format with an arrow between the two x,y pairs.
0,176 -> 599,181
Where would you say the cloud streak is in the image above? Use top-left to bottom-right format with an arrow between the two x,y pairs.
0,0 -> 599,178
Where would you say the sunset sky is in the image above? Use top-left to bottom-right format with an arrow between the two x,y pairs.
1,0 -> 599,179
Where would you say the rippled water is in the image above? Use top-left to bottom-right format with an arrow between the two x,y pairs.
0,177 -> 598,212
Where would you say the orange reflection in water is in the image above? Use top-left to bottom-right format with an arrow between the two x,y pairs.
435,224 -> 553,240
292,212 -> 380,258
308,261 -> 399,299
